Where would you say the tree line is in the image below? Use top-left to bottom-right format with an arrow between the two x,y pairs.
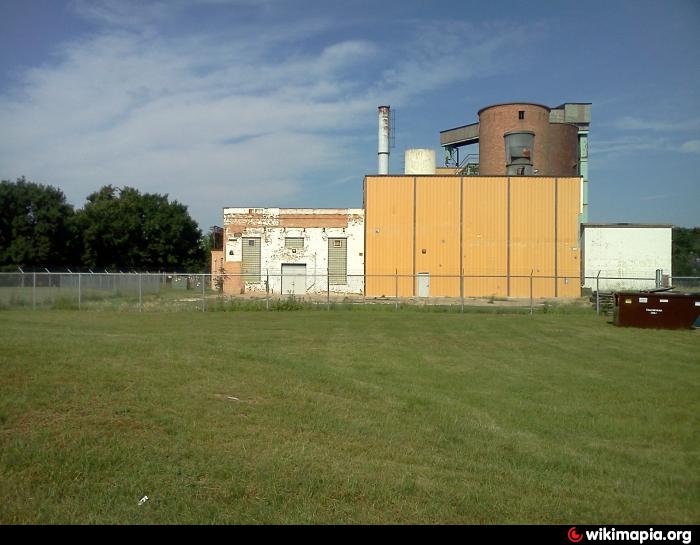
672,227 -> 700,276
0,177 -> 208,272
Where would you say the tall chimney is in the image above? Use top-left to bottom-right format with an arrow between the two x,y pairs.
378,105 -> 390,174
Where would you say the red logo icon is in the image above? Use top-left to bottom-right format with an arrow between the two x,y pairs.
568,527 -> 583,543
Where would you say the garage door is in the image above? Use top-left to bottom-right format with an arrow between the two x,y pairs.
281,264 -> 306,295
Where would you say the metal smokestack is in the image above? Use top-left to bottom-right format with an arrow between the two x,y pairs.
378,105 -> 390,174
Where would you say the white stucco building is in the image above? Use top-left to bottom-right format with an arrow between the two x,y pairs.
581,223 -> 673,291
211,208 -> 364,296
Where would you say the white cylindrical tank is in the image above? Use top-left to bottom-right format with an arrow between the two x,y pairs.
404,148 -> 436,174
378,106 -> 390,174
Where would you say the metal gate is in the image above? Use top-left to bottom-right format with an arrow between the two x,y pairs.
242,238 -> 261,282
328,238 -> 347,285
281,264 -> 306,295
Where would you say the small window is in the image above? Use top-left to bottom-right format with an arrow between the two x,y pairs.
285,237 -> 304,250
333,240 -> 342,248
518,110 -> 525,120
248,239 -> 255,246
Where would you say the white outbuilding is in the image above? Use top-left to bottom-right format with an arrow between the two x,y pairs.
581,223 -> 673,292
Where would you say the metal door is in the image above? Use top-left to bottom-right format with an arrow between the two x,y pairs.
242,238 -> 261,281
328,238 -> 347,285
417,272 -> 430,297
281,264 -> 306,295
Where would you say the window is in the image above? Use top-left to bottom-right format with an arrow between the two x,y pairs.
284,237 -> 304,250
518,110 -> 525,120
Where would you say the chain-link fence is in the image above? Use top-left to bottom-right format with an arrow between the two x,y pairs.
1,271 -> 698,313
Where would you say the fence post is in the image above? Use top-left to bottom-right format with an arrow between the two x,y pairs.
596,270 -> 601,316
201,274 -> 206,312
78,272 -> 81,311
395,269 -> 399,311
529,269 -> 534,315
138,273 -> 142,312
266,269 -> 270,311
326,268 -> 330,311
460,268 -> 464,313
33,271 -> 36,311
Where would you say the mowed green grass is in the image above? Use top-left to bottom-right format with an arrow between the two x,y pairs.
0,308 -> 697,524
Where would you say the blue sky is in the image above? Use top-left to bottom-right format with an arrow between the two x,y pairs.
1,0 -> 699,230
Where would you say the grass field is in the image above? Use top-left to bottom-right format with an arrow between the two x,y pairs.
0,307 -> 698,524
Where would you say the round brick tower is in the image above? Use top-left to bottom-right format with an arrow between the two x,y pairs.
478,103 -> 578,176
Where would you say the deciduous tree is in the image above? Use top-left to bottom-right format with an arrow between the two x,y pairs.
0,177 -> 77,270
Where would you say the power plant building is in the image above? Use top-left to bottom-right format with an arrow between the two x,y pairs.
212,101 -> 594,301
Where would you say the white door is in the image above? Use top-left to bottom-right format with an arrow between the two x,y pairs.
417,272 -> 430,297
281,264 -> 306,295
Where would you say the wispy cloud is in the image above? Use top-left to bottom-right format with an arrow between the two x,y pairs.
640,193 -> 681,201
611,116 -> 700,132
0,9 -> 529,227
590,136 -> 669,156
591,134 -> 700,157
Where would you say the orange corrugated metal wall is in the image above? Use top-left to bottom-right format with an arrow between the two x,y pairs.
364,177 -> 415,297
415,177 -> 461,296
510,177 -> 555,297
556,178 -> 582,297
462,177 -> 508,296
364,176 -> 581,298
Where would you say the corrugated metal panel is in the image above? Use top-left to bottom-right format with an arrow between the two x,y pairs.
365,174 -> 582,299
365,176 -> 414,297
284,237 -> 304,249
415,177 -> 461,296
462,177 -> 508,297
510,178 -> 555,297
557,178 -> 582,297
241,237 -> 261,282
328,238 -> 347,285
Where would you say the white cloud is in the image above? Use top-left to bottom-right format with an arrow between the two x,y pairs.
680,139 -> 700,154
0,15 -> 527,228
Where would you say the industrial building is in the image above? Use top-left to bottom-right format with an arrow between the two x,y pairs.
213,101 -> 597,300
211,207 -> 364,296
363,102 -> 589,299
364,174 -> 582,298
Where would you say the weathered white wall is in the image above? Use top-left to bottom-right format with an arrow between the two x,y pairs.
582,226 -> 672,291
223,208 -> 364,295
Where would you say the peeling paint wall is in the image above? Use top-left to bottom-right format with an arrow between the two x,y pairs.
216,208 -> 365,295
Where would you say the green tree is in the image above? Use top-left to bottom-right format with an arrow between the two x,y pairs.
0,177 -> 78,270
75,185 -> 206,272
672,227 -> 700,276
